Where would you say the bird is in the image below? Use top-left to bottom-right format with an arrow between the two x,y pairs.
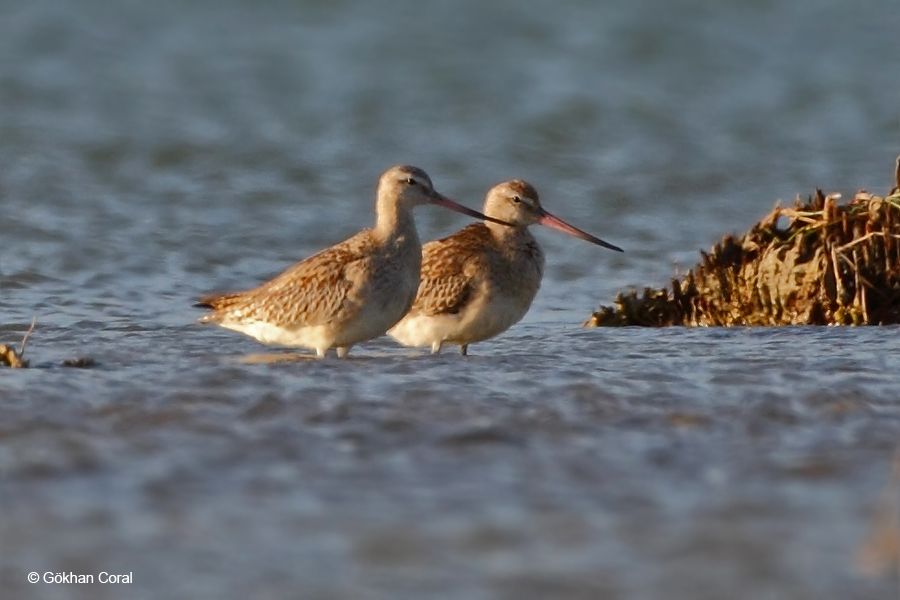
195,165 -> 510,358
388,179 -> 622,355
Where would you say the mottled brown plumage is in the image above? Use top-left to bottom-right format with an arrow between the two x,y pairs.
197,165 -> 502,358
412,222 -> 543,318
201,230 -> 406,329
389,179 -> 622,354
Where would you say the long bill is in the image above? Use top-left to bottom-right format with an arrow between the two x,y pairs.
537,209 -> 624,252
429,193 -> 513,227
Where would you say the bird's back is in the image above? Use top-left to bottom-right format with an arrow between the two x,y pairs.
199,228 -> 381,328
409,223 -> 496,317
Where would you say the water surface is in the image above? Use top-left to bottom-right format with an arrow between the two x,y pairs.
2,1 -> 899,598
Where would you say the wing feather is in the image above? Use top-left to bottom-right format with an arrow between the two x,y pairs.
409,224 -> 493,317
202,230 -> 378,327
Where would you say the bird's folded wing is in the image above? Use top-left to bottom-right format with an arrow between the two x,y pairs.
411,224 -> 491,317
217,231 -> 377,327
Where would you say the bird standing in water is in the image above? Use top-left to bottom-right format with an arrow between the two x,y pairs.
388,179 -> 622,355
196,165 -> 508,358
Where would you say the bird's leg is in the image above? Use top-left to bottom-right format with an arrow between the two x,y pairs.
430,341 -> 442,355
315,347 -> 327,359
460,344 -> 469,356
336,346 -> 351,359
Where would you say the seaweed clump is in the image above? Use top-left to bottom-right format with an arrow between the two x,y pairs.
586,157 -> 900,327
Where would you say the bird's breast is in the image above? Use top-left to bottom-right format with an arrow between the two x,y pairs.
368,233 -> 422,312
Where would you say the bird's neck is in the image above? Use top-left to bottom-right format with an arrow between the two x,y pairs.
373,196 -> 418,243
487,220 -> 530,242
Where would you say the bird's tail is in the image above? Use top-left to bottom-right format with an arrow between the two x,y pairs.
194,292 -> 244,323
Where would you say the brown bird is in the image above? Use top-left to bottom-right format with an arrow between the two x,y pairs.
196,165 -> 509,358
388,179 -> 622,355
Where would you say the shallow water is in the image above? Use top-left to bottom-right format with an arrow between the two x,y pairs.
2,1 -> 900,598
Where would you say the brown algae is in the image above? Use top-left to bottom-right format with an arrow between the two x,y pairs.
587,157 -> 900,327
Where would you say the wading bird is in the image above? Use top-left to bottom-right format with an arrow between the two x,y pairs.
388,179 -> 622,355
196,165 -> 509,358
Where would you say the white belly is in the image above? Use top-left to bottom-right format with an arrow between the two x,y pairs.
389,289 -> 535,348
388,313 -> 459,348
219,262 -> 419,352
219,320 -> 337,350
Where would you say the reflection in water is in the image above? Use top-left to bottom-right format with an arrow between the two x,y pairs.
857,450 -> 900,580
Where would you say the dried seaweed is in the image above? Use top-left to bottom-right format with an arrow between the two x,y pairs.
0,318 -> 35,368
586,157 -> 900,327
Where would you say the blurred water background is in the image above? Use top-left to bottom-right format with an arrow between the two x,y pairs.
1,1 -> 899,598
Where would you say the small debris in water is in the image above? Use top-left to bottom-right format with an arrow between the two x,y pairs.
0,317 -> 35,368
62,357 -> 97,368
1,318 -> 98,368
0,344 -> 29,368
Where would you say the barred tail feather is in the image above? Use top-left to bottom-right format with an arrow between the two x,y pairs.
194,291 -> 245,323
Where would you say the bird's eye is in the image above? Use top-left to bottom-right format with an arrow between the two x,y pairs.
512,196 -> 522,204
405,177 -> 417,186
